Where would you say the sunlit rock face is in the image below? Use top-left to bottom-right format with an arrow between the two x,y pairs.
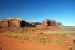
51,20 -> 58,26
10,20 -> 20,27
6,18 -> 21,27
0,18 -> 62,28
43,19 -> 58,27
0,18 -> 22,28
0,20 -> 8,28
43,19 -> 49,27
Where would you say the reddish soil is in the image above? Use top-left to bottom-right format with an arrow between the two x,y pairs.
0,26 -> 63,33
63,26 -> 75,28
0,35 -> 69,50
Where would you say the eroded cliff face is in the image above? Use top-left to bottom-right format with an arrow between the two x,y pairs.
0,20 -> 8,28
0,18 -> 62,28
43,19 -> 62,27
0,18 -> 22,28
0,18 -> 63,32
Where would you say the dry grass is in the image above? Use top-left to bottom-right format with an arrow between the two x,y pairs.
0,27 -> 75,50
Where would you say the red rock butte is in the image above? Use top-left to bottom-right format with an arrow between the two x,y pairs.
0,18 -> 63,32
0,18 -> 62,28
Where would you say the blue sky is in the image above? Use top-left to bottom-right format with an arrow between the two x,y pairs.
0,0 -> 75,26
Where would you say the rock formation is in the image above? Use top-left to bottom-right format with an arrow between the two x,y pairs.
29,22 -> 37,27
0,18 -> 22,28
51,20 -> 58,26
0,18 -> 62,28
43,19 -> 58,27
57,22 -> 62,26
43,19 -> 49,27
0,20 -> 8,28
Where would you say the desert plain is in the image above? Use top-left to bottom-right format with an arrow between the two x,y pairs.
0,26 -> 75,50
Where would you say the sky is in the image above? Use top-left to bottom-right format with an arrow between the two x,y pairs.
0,0 -> 75,26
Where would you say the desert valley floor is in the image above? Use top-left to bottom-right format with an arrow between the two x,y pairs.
0,26 -> 75,50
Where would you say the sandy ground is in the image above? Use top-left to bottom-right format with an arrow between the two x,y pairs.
0,35 -> 69,50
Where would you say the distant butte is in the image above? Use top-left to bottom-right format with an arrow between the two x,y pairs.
0,18 -> 62,28
0,18 -> 63,32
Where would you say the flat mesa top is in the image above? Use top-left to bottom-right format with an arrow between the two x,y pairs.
3,18 -> 22,21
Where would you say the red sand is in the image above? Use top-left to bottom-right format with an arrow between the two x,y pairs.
0,35 -> 68,50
